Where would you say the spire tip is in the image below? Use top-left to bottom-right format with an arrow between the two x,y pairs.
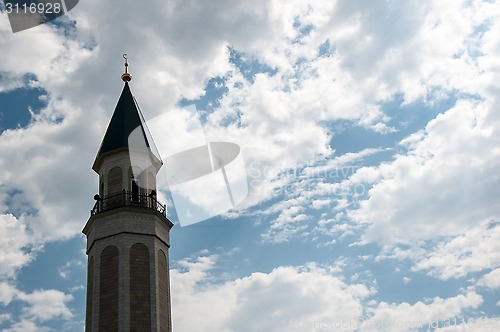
121,54 -> 132,82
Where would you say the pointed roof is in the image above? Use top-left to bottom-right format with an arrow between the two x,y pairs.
99,82 -> 149,153
93,82 -> 161,171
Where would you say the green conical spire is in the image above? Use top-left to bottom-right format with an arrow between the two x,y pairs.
93,56 -> 161,171
97,83 -> 150,155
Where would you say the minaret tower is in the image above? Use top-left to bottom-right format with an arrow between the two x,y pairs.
83,55 -> 173,332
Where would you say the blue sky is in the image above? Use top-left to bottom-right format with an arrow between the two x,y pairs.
1,1 -> 500,331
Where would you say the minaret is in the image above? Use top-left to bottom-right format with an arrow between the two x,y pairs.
83,55 -> 173,332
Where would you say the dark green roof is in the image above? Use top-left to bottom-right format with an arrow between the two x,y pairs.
96,83 -> 150,157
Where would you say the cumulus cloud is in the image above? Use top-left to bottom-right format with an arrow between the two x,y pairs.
0,0 -> 498,248
0,286 -> 74,331
411,221 -> 500,280
435,317 -> 500,332
0,0 -> 356,244
3,0 -> 494,245
261,205 -> 309,243
170,254 -> 491,332
58,259 -> 85,280
0,214 -> 35,278
16,289 -> 73,322
363,291 -> 483,332
350,99 -> 500,246
478,268 -> 500,290
0,109 -> 101,240
1,320 -> 50,332
171,255 -> 373,332
0,282 -> 16,305
199,0 -> 500,247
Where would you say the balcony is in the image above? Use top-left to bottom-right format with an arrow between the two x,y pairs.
91,190 -> 167,217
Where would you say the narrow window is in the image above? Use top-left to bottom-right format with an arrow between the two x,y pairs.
131,176 -> 139,202
108,167 -> 122,196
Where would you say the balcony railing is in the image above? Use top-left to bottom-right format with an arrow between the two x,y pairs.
91,190 -> 167,217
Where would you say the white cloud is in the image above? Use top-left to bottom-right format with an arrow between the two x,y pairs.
478,267 -> 500,290
171,254 -> 490,332
0,0 -> 492,244
0,286 -> 74,331
303,149 -> 385,179
0,0 -> 345,244
261,205 -> 309,243
318,1 -> 499,103
350,99 -> 500,246
0,110 -> 101,241
311,199 -> 330,209
0,313 -> 11,324
0,282 -> 16,305
435,317 -> 500,332
1,320 -> 50,332
171,255 -> 373,332
58,259 -> 85,280
0,19 -> 70,89
0,214 -> 35,278
0,0 -> 497,248
363,291 -> 483,332
412,221 -> 500,280
16,289 -> 73,322
202,0 -> 500,247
